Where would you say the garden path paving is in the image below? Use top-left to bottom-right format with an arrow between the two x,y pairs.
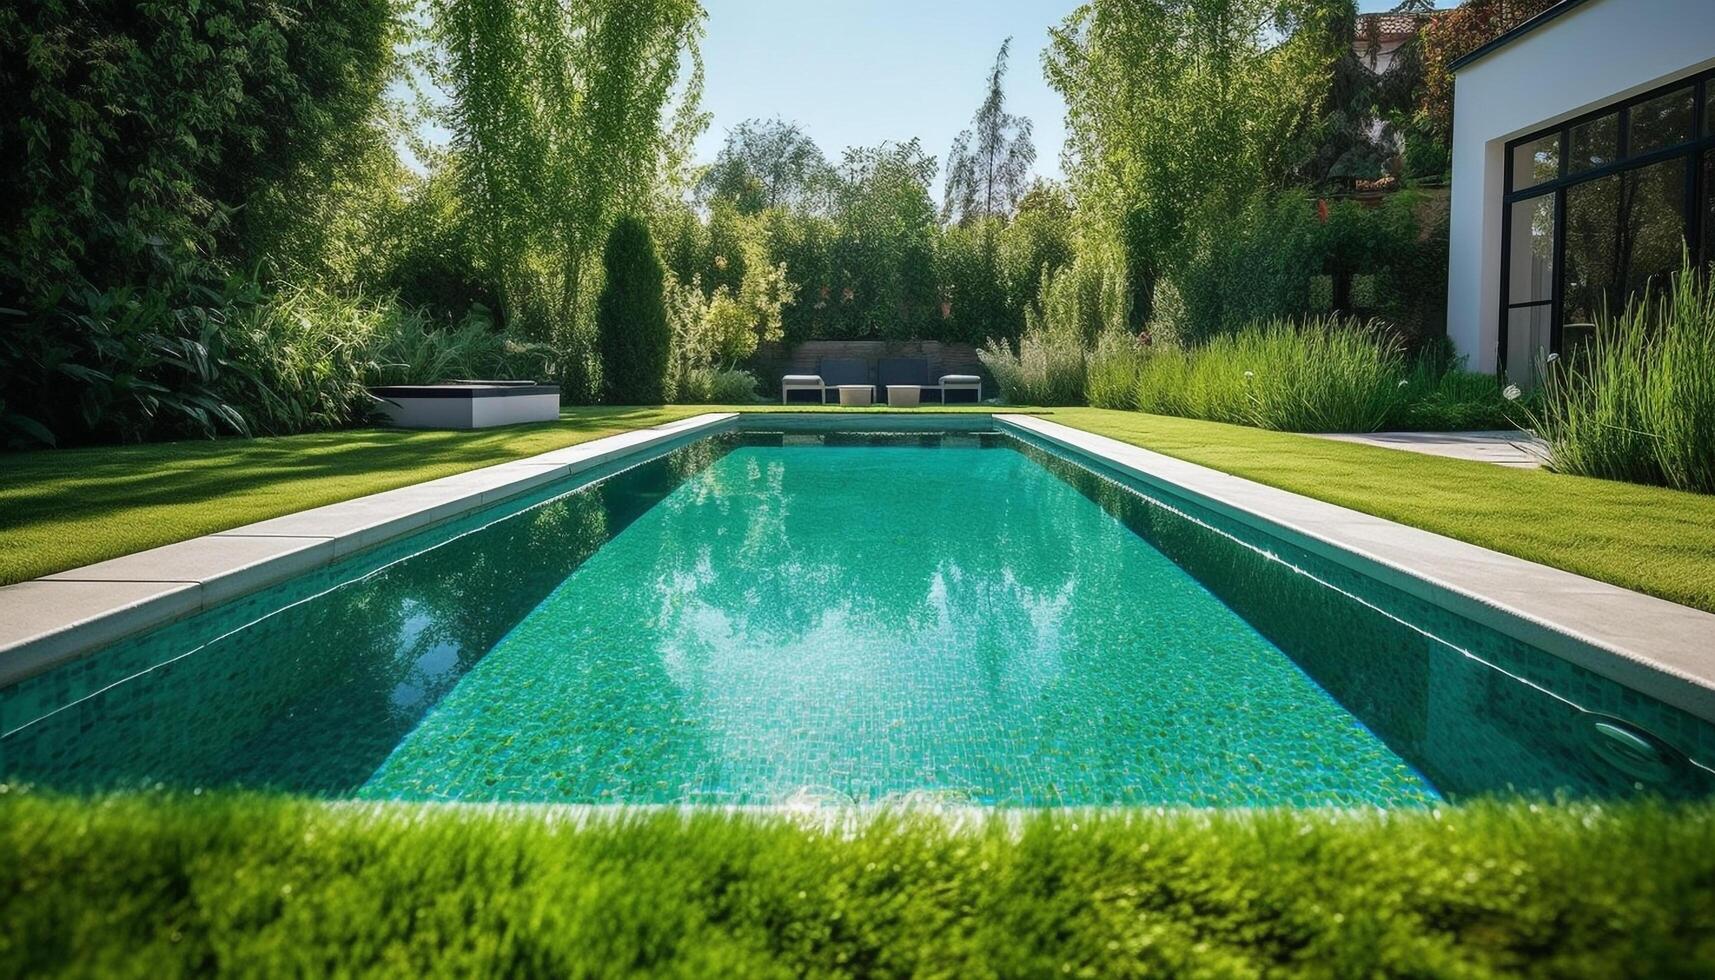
1311,430 -> 1546,468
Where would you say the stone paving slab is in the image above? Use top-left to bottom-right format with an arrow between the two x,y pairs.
0,580 -> 201,686
1312,430 -> 1548,468
43,534 -> 336,607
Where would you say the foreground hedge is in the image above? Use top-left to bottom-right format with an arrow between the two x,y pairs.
3,793 -> 1713,976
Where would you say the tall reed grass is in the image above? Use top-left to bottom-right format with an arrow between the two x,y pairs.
1132,316 -> 1409,432
1085,331 -> 1148,410
979,328 -> 1088,406
1527,259 -> 1715,494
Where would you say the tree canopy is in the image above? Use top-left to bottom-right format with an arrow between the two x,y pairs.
435,0 -> 704,391
1046,0 -> 1343,319
698,118 -> 833,214
942,39 -> 1037,226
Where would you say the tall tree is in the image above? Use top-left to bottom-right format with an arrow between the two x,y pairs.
596,216 -> 670,404
1046,0 -> 1343,324
436,0 -> 703,385
698,118 -> 832,214
1297,2 -> 1392,189
942,39 -> 1036,226
833,140 -> 941,338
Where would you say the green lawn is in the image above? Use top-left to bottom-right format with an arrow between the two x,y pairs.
0,406 -> 706,585
1049,408 -> 1715,614
3,404 -> 1713,613
3,791 -> 1711,976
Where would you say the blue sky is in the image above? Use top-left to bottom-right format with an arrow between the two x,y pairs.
694,0 -> 1430,196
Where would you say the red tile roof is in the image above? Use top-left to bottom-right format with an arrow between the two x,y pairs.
1358,12 -> 1428,41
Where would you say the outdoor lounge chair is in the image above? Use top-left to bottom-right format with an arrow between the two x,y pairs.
939,374 -> 982,403
780,373 -> 824,404
876,357 -> 982,405
780,357 -> 873,404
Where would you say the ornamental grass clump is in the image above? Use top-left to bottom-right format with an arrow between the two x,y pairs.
1134,316 -> 1408,432
979,328 -> 1088,406
1527,257 -> 1715,494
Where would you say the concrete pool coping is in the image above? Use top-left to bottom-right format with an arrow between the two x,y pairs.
996,415 -> 1715,724
0,413 -> 739,688
2,409 -> 1712,725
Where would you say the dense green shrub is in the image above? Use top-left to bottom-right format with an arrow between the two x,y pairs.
1388,353 -> 1518,432
1528,258 -> 1715,494
1323,191 -> 1450,343
1133,317 -> 1409,433
596,217 -> 671,404
998,183 -> 1078,326
4,792 -> 1714,976
0,279 -> 550,447
1170,193 -> 1325,344
375,162 -> 503,319
0,0 -> 395,296
660,257 -> 790,405
1166,191 -> 1449,347
674,367 -> 760,404
936,220 -> 1015,344
193,287 -> 550,437
659,137 -> 1078,350
0,281 -> 260,446
0,0 -> 403,447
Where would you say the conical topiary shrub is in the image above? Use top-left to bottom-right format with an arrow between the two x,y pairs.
596,216 -> 669,404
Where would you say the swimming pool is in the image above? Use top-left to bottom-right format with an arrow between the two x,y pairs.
4,419 -> 1711,806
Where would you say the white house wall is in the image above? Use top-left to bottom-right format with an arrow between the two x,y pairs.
1446,0 -> 1715,372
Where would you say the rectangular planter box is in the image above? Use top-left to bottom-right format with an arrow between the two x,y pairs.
369,382 -> 561,429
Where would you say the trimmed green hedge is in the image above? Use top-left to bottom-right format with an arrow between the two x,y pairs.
3,792 -> 1713,976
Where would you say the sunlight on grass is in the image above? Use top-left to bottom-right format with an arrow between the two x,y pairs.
2,791 -> 1711,976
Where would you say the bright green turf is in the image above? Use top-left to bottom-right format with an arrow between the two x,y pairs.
2,791 -> 1711,976
1048,408 -> 1715,614
3,405 -> 1712,614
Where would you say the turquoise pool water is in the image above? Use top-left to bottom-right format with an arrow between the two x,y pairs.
4,424 -> 1712,806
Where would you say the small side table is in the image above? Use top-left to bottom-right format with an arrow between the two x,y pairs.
835,385 -> 874,406
886,385 -> 922,407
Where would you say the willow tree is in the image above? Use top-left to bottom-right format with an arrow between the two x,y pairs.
434,0 -> 703,394
942,38 -> 1036,226
1045,0 -> 1342,324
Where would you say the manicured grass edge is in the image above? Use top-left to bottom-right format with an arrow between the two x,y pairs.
1048,408 -> 1715,613
3,791 -> 1713,975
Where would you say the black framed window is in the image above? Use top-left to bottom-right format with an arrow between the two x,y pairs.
1498,69 -> 1715,383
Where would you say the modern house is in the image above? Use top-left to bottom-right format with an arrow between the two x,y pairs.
1445,0 -> 1715,383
